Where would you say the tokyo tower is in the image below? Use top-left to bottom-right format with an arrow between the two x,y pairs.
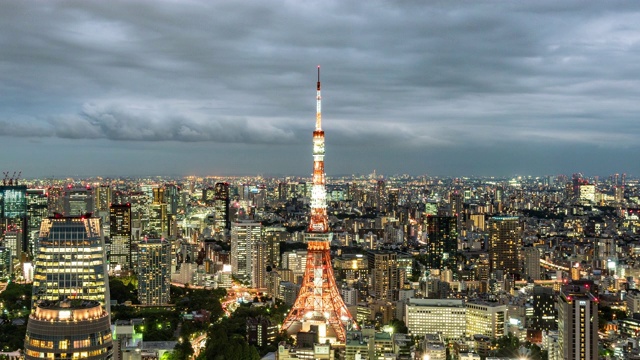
281,67 -> 358,344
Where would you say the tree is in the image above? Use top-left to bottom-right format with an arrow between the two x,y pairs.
492,333 -> 520,358
0,322 -> 27,352
387,318 -> 408,334
0,282 -> 31,313
109,278 -> 139,304
200,325 -> 260,360
170,339 -> 194,360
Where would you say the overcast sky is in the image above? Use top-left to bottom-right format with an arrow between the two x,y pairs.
2,1 -> 640,178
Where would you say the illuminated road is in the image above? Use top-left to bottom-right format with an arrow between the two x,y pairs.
171,282 -> 205,289
221,285 -> 263,316
540,259 -> 588,276
539,259 -> 569,271
191,333 -> 207,358
189,284 -> 264,358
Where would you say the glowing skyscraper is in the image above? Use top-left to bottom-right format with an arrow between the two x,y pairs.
281,67 -> 357,344
32,215 -> 110,311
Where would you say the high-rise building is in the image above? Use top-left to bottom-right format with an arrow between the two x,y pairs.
213,182 -> 230,234
0,247 -> 12,279
147,186 -> 169,238
279,281 -> 301,306
281,67 -> 357,343
387,188 -> 399,215
47,186 -> 64,216
626,290 -> 640,315
24,300 -> 113,360
95,184 -> 112,214
524,246 -> 541,281
475,252 -> 490,281
152,186 -> 165,204
578,184 -> 596,204
63,187 -> 94,216
32,215 -> 109,311
26,189 -> 48,253
488,216 -> 522,278
425,215 -> 458,271
0,184 -> 28,253
397,252 -> 413,285
203,186 -> 215,206
282,250 -> 308,284
253,185 -> 267,210
558,284 -> 598,360
263,226 -> 284,270
246,316 -> 278,347
375,180 -> 386,212
164,183 -> 180,215
148,202 -> 168,237
4,226 -> 23,265
109,203 -> 132,271
277,182 -> 287,202
367,250 -> 398,301
230,221 -> 262,283
450,190 -> 463,231
532,286 -> 557,331
465,301 -> 507,339
137,238 -> 171,305
570,263 -> 581,281
253,239 -> 268,289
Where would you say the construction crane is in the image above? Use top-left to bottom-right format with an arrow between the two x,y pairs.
1,171 -> 22,186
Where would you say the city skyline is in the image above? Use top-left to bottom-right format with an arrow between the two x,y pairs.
2,1 -> 640,177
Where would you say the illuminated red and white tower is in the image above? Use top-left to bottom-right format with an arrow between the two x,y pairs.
281,67 -> 357,344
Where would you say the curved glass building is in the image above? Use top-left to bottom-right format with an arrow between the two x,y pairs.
24,300 -> 113,360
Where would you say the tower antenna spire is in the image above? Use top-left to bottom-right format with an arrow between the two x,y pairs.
316,65 -> 322,131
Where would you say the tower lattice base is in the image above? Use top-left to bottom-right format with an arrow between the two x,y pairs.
281,233 -> 357,343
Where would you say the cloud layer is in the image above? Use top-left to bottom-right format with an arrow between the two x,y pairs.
1,1 -> 640,176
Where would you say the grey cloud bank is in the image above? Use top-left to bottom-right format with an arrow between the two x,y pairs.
1,1 -> 640,177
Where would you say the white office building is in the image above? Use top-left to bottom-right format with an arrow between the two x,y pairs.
405,299 -> 466,339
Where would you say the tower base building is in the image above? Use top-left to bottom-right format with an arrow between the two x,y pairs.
24,300 -> 113,360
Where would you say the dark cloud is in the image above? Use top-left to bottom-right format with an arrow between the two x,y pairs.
1,0 -> 640,176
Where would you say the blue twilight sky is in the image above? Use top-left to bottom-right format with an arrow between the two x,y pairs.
1,1 -> 640,178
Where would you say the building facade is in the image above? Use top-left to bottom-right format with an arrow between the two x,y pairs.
0,185 -> 27,255
137,239 -> 171,305
109,204 -> 132,271
63,187 -> 94,216
230,221 -> 263,284
558,285 -> 598,360
523,246 -> 541,281
425,215 -> 458,271
24,300 -> 113,360
213,182 -> 230,234
32,215 -> 109,310
488,216 -> 522,278
532,286 -> 557,331
367,250 -> 398,302
465,301 -> 507,339
405,298 -> 466,339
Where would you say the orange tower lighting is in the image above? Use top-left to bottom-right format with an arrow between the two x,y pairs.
281,67 -> 358,344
